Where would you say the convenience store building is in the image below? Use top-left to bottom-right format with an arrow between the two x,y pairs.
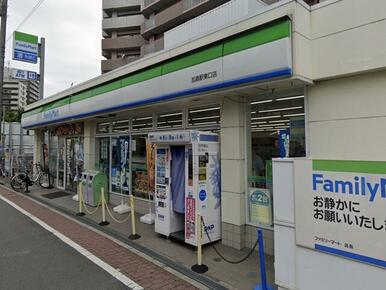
21,1 -> 386,289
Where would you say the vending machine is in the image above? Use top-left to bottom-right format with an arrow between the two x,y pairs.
148,130 -> 221,246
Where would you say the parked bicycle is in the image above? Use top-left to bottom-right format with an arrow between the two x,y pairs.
10,163 -> 54,192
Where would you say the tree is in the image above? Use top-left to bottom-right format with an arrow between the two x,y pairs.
4,107 -> 24,122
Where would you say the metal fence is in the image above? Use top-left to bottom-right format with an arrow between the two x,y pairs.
1,122 -> 34,177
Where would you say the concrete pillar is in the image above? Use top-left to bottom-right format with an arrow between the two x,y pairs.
83,121 -> 96,170
220,95 -> 246,250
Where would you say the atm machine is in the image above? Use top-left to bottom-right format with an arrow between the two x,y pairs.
149,130 -> 221,246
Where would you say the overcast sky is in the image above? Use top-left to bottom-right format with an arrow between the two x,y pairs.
5,0 -> 102,98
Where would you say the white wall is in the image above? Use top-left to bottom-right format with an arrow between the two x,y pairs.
308,70 -> 386,161
311,0 -> 386,80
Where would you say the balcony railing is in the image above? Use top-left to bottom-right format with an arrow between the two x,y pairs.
143,17 -> 155,30
143,0 -> 156,8
182,0 -> 205,12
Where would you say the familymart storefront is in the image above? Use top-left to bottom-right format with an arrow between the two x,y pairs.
22,16 -> 309,252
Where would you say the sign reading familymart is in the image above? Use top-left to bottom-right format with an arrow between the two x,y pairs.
13,31 -> 38,64
294,159 -> 386,268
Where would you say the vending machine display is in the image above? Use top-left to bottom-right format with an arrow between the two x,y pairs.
149,130 -> 221,246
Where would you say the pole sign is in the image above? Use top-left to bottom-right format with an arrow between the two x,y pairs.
11,68 -> 38,81
12,31 -> 38,64
295,159 -> 386,268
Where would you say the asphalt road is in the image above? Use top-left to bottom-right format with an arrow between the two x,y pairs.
0,198 -> 128,290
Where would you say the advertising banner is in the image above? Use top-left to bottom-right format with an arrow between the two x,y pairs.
11,68 -> 38,81
295,159 -> 386,268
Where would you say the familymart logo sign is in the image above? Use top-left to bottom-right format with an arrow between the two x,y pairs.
13,31 -> 38,64
295,159 -> 386,269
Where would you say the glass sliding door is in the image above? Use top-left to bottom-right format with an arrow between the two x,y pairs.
57,137 -> 65,189
65,137 -> 84,192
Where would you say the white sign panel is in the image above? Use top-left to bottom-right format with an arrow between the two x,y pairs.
11,68 -> 38,81
295,159 -> 386,268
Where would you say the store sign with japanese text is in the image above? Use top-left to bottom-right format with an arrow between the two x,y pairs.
295,159 -> 386,268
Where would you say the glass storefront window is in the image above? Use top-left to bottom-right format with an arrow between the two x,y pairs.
247,94 -> 306,227
157,112 -> 182,129
95,137 -> 110,175
188,105 -> 220,127
132,116 -> 153,131
131,135 -> 153,200
65,137 -> 84,192
112,120 -> 129,133
111,136 -> 130,194
48,134 -> 58,185
97,122 -> 110,134
57,137 -> 65,188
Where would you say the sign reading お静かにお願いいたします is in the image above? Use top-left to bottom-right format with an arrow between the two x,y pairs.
294,159 -> 386,268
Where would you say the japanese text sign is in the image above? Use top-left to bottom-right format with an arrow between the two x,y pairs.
295,159 -> 386,268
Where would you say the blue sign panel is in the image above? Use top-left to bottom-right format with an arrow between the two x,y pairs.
13,50 -> 38,64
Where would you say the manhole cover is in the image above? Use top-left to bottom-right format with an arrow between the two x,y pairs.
213,257 -> 222,262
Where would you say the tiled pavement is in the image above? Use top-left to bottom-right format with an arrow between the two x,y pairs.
0,187 -> 202,290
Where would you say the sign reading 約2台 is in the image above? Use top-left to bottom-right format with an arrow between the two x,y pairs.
295,159 -> 386,268
13,31 -> 38,64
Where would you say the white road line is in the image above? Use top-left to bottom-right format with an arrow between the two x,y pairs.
0,195 -> 143,290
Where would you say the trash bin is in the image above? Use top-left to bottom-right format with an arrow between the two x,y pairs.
82,170 -> 108,206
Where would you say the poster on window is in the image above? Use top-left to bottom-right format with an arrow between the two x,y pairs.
146,139 -> 155,196
249,188 -> 272,226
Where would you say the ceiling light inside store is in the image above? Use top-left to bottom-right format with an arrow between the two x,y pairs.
191,116 -> 220,121
283,113 -> 305,117
159,112 -> 182,118
269,119 -> 290,123
251,100 -> 273,105
190,107 -> 220,113
252,115 -> 281,120
276,95 -> 304,101
250,121 -> 267,125
193,121 -> 218,125
259,123 -> 286,127
134,116 -> 152,121
259,106 -> 303,113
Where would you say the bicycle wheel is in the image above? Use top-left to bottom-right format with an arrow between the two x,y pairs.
10,174 -> 27,192
38,172 -> 54,189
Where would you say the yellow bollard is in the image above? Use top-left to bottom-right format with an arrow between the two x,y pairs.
191,214 -> 208,273
76,182 -> 85,216
128,194 -> 141,240
99,187 -> 110,226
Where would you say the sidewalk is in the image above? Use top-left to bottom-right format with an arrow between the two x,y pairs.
0,187 -> 203,290
0,182 -> 276,290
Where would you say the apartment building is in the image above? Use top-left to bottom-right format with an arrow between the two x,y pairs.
102,0 -> 321,73
3,68 -> 40,110
102,0 -> 233,73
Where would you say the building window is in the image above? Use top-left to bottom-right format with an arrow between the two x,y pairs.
246,93 -> 306,228
157,111 -> 183,129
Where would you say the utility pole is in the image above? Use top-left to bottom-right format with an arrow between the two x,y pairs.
0,0 -> 8,170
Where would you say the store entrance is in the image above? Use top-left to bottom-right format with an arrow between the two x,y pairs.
65,137 -> 84,192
